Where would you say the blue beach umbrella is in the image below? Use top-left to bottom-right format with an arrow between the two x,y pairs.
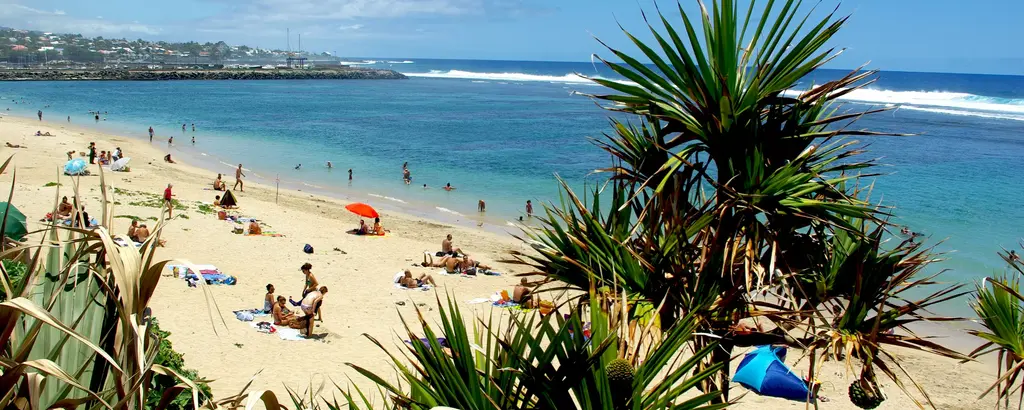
733,345 -> 811,401
64,158 -> 88,175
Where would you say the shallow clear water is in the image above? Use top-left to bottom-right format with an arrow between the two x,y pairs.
3,59 -> 1023,303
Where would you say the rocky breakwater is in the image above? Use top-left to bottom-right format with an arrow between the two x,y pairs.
0,68 -> 406,81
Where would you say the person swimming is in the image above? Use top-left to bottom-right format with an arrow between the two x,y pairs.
444,182 -> 455,191
295,164 -> 302,170
326,161 -> 333,169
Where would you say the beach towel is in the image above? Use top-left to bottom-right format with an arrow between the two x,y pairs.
112,237 -> 142,248
405,337 -> 449,351
62,218 -> 99,228
346,229 -> 387,237
233,309 -> 269,322
169,264 -> 236,285
247,232 -> 284,237
249,322 -> 307,341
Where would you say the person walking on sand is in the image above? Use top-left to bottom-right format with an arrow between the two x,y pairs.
526,200 -> 533,218
234,164 -> 246,191
148,126 -> 154,142
163,184 -> 175,218
37,110 -> 42,121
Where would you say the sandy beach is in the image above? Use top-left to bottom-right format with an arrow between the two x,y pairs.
0,113 -> 998,409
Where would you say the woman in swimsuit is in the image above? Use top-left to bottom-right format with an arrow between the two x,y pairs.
264,284 -> 276,312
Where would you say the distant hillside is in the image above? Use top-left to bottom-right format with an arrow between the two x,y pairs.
0,26 -> 335,66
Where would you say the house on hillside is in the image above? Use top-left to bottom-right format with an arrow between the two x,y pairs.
10,45 -> 26,51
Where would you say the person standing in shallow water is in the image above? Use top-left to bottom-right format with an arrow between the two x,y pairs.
526,200 -> 533,218
37,110 -> 42,121
148,126 -> 154,142
192,123 -> 195,132
348,169 -> 352,181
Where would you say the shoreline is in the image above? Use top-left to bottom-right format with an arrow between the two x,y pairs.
0,113 -> 1000,408
3,107 -> 535,237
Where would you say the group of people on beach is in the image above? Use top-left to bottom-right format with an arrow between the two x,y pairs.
263,263 -> 328,336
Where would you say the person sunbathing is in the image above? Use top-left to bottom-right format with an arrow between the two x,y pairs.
398,269 -> 436,288
248,220 -> 262,235
273,296 -> 297,326
127,219 -> 139,242
371,217 -> 385,235
441,234 -> 464,256
164,154 -> 176,164
265,284 -> 276,313
460,257 -> 493,272
135,224 -> 166,246
57,196 -> 73,218
513,278 -> 539,308
421,253 -> 461,273
213,174 -> 225,191
5,142 -> 26,148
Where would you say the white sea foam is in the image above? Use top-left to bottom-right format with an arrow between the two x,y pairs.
405,69 -> 595,84
784,88 -> 1024,116
899,105 -> 1024,122
368,193 -> 407,203
385,60 -> 414,64
436,207 -> 462,216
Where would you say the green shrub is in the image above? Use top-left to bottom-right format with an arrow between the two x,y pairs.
148,319 -> 212,410
43,182 -> 60,187
0,259 -> 27,301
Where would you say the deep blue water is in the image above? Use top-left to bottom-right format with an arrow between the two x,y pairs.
2,58 -> 1023,297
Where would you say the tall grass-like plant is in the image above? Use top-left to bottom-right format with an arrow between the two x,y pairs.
0,157 -> 218,409
969,248 -> 1024,409
345,287 -> 726,410
507,0 -> 970,407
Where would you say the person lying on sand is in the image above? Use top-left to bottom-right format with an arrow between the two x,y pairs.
248,220 -> 262,235
34,131 -> 53,136
441,234 -> 464,256
421,253 -> 461,273
398,269 -> 436,288
57,196 -> 73,218
5,142 -> 26,148
272,296 -> 296,326
459,257 -> 493,272
164,154 -> 176,164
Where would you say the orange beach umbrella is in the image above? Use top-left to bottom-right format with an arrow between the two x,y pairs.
345,203 -> 379,218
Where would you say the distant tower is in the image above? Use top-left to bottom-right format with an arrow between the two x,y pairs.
286,28 -> 290,52
298,34 -> 301,53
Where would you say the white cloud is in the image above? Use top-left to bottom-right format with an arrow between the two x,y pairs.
338,24 -> 364,31
0,4 -> 159,36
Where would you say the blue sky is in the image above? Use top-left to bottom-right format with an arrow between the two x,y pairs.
1,0 -> 1022,75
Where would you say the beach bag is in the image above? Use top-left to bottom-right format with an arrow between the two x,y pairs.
303,244 -> 314,254
217,210 -> 226,220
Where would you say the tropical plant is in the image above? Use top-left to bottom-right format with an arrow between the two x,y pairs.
0,157 -> 217,409
345,287 -> 727,410
968,246 -> 1024,409
507,0 -> 969,407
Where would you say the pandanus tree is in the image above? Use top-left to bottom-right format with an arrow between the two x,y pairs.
509,0 -> 968,407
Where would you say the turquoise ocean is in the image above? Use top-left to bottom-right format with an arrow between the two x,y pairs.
2,58 -> 1023,305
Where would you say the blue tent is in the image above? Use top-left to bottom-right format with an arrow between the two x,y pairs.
733,345 -> 811,401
